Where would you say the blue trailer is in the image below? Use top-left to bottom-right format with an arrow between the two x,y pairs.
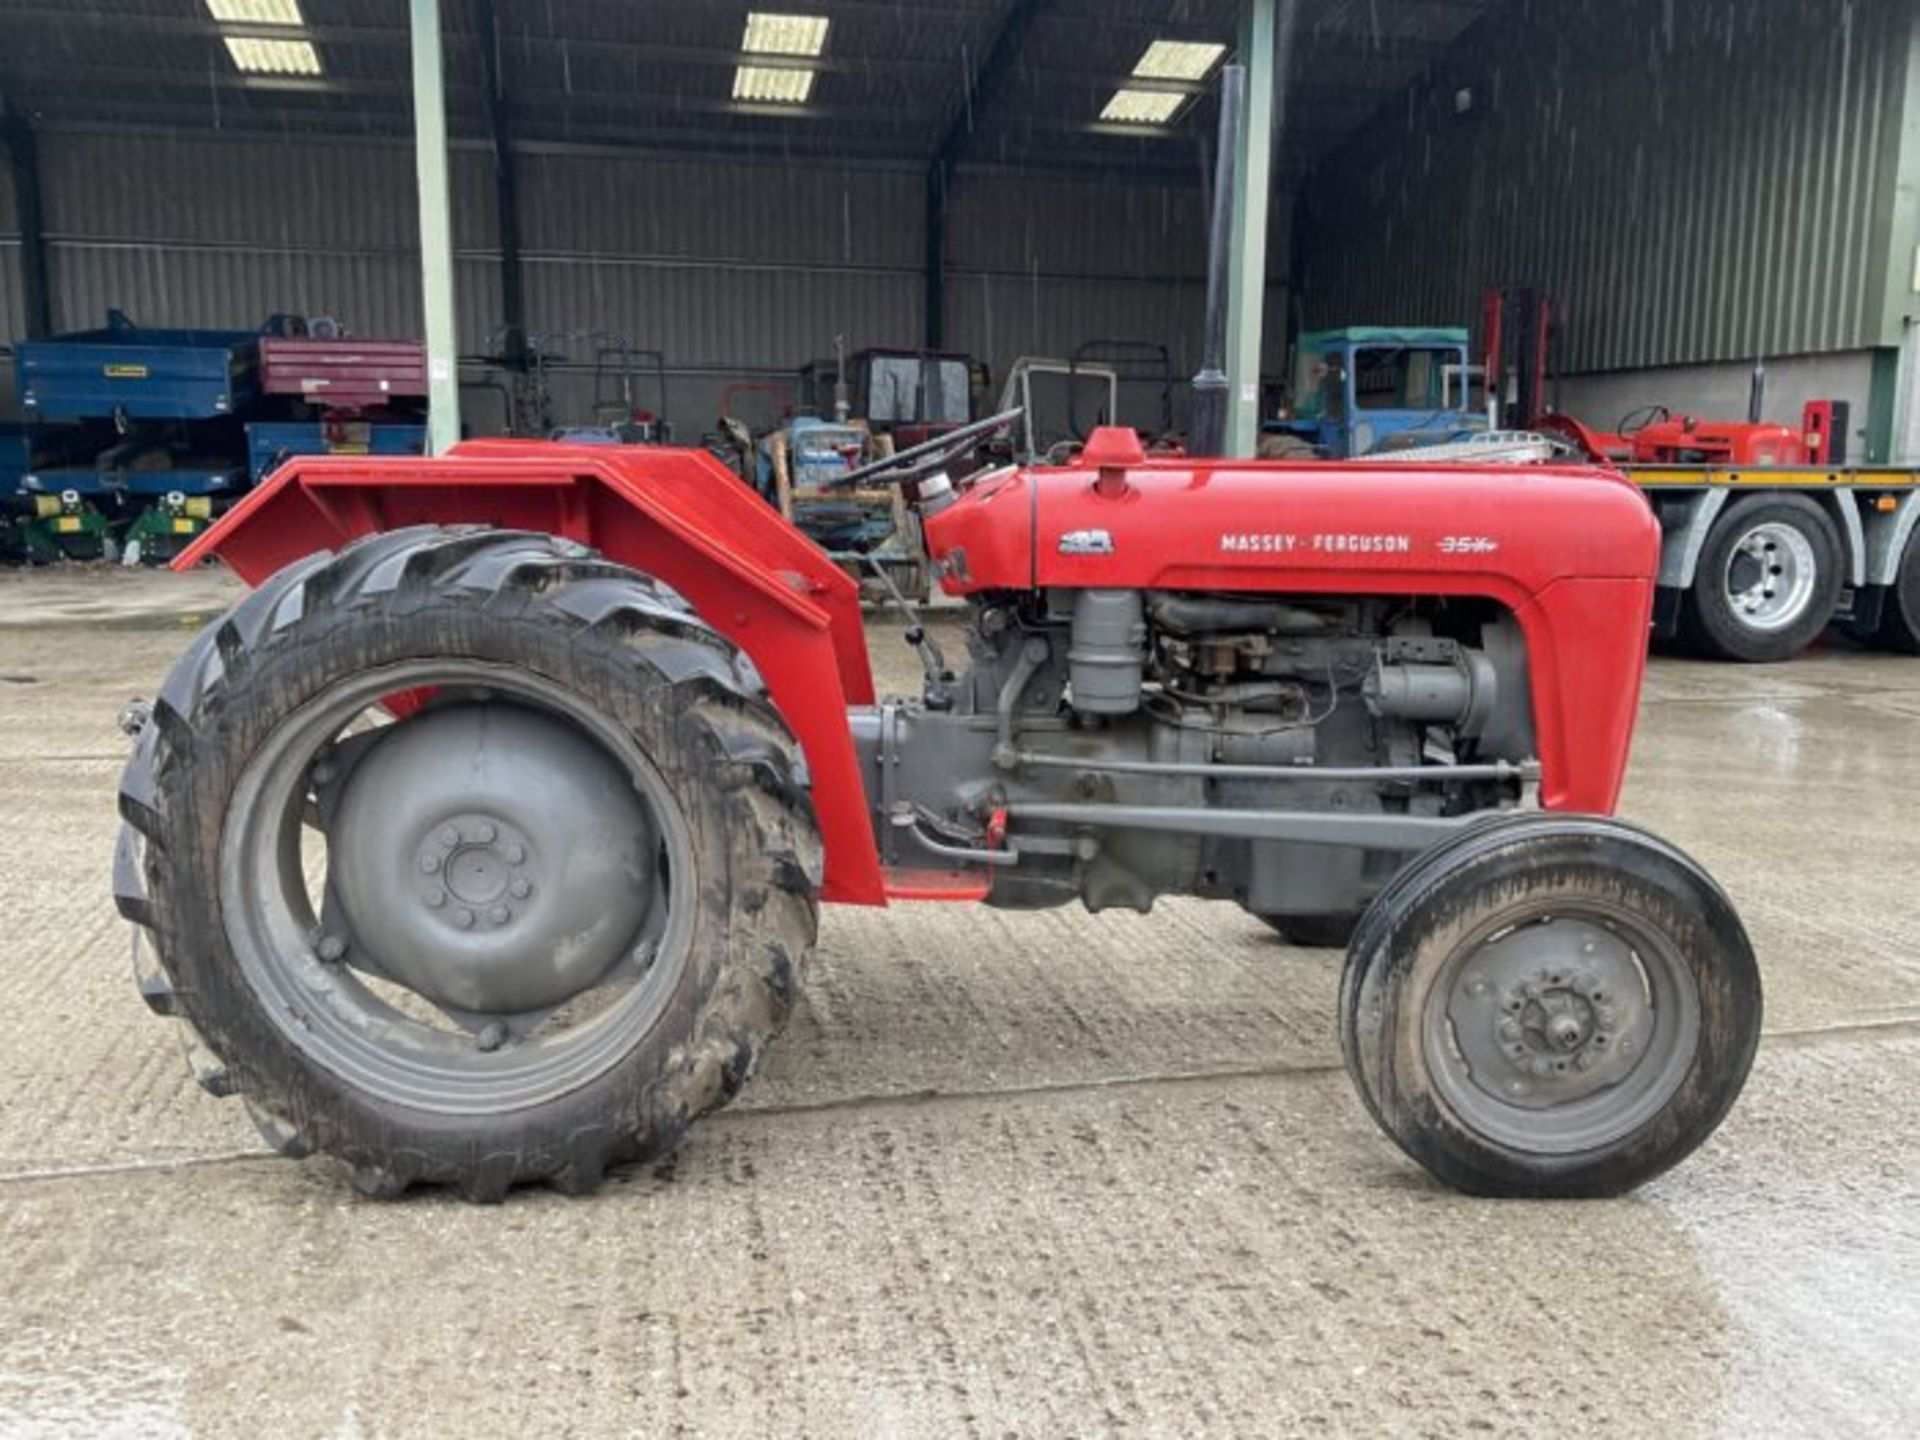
247,420 -> 428,484
16,310 -> 260,425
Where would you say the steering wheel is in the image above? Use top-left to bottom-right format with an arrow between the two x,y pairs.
1616,403 -> 1670,435
822,407 -> 1022,489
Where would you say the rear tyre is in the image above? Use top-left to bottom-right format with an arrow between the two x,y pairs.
114,527 -> 821,1200
1260,912 -> 1359,949
1683,494 -> 1840,662
1871,531 -> 1920,655
1340,815 -> 1760,1197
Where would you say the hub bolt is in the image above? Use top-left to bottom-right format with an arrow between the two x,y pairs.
488,905 -> 511,925
454,908 -> 474,929
476,1021 -> 509,1052
419,854 -> 441,874
315,933 -> 347,963
505,844 -> 526,865
509,878 -> 532,900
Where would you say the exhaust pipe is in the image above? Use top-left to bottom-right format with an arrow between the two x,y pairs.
1189,63 -> 1244,460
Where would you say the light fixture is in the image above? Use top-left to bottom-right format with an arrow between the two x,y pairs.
1131,40 -> 1225,82
1100,88 -> 1185,126
204,0 -> 306,23
224,35 -> 323,76
733,65 -> 817,104
742,12 -> 830,57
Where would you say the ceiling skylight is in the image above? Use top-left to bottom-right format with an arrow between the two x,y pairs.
742,12 -> 830,57
1100,88 -> 1186,126
1099,38 -> 1226,127
1131,40 -> 1226,82
734,12 -> 828,108
224,35 -> 323,76
733,65 -> 817,105
205,0 -> 306,22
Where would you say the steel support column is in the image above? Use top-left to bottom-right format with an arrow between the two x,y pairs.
925,0 -> 1050,349
1224,0 -> 1277,458
924,170 -> 948,349
409,0 -> 461,452
475,0 -> 526,368
1,106 -> 52,339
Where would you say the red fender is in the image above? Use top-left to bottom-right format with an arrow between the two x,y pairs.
177,440 -> 889,905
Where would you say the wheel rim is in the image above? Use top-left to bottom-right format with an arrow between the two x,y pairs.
1421,904 -> 1701,1155
219,659 -> 696,1117
1722,519 -> 1817,632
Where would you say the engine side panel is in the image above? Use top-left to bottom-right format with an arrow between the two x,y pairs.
924,458 -> 1660,812
174,441 -> 889,904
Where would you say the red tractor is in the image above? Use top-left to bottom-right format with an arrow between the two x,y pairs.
113,413 -> 1760,1201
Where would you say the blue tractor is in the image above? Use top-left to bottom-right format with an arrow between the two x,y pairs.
1268,326 -> 1485,458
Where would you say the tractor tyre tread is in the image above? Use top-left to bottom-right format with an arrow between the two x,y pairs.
1339,814 -> 1760,1197
116,526 -> 821,1200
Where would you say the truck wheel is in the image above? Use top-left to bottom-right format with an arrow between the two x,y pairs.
1260,913 -> 1358,948
1871,529 -> 1920,654
1340,815 -> 1760,1197
113,527 -> 821,1200
1683,493 -> 1840,661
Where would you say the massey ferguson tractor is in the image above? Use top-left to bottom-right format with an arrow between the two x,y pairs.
109,70 -> 1758,1204
111,411 -> 1762,1202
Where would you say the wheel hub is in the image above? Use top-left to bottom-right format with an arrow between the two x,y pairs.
1445,916 -> 1655,1110
326,702 -> 657,1015
1723,520 -> 1816,632
415,813 -> 535,929
1495,967 -> 1618,1076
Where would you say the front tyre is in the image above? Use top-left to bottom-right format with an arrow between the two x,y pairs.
114,527 -> 821,1200
1340,815 -> 1760,1197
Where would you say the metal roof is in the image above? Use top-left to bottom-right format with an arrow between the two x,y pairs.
0,0 -> 1493,184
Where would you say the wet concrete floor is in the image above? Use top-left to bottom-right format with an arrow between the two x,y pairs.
0,565 -> 1915,1437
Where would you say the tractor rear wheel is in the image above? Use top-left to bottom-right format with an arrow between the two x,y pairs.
1260,912 -> 1359,949
1683,493 -> 1841,661
114,527 -> 821,1200
1340,815 -> 1760,1197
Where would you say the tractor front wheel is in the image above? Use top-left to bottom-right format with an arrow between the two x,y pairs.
114,527 -> 821,1200
1340,815 -> 1760,1197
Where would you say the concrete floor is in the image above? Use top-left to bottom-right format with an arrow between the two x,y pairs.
0,564 -> 1916,1438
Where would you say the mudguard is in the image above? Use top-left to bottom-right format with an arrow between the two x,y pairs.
177,440 -> 889,904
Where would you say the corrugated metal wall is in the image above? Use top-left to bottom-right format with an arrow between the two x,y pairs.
13,124 -> 1287,434
947,172 -> 1290,384
1294,0 -> 1913,371
12,125 -> 1286,434
38,131 -> 499,345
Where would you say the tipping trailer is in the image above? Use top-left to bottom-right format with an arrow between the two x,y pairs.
247,329 -> 429,484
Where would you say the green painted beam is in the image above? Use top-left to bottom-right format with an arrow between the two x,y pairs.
1224,0 -> 1276,458
1874,2 -> 1920,351
410,0 -> 461,453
